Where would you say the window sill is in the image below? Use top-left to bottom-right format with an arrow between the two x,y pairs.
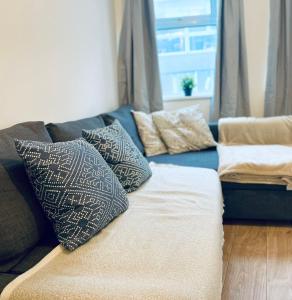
163,95 -> 212,102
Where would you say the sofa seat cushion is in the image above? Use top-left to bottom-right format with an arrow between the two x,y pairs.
46,116 -> 105,142
102,105 -> 145,154
0,164 -> 223,300
148,147 -> 218,170
148,150 -> 286,192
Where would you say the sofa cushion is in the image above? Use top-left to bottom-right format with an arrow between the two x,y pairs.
15,138 -> 129,251
0,122 -> 54,263
46,116 -> 105,142
83,120 -> 152,193
148,148 -> 218,170
132,110 -> 167,156
102,105 -> 144,154
152,106 -> 216,154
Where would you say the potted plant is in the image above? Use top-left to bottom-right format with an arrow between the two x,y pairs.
181,76 -> 195,96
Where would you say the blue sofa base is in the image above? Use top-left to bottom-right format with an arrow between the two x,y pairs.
223,188 -> 292,221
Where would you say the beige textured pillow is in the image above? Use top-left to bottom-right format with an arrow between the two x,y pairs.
152,106 -> 216,154
132,110 -> 167,156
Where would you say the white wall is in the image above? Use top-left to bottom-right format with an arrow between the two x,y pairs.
113,0 -> 270,119
0,0 -> 119,129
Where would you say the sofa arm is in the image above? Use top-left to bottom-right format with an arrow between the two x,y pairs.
209,122 -> 218,142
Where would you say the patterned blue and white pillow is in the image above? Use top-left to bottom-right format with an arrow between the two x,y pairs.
15,138 -> 128,251
82,120 -> 152,193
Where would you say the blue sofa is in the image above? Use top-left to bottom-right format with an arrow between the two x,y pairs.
1,104 -> 291,293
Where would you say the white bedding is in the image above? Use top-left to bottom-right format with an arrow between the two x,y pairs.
219,116 -> 292,145
218,116 -> 292,186
218,144 -> 292,186
1,163 -> 223,300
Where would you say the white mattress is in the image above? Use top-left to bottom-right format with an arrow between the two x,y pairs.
1,163 -> 224,300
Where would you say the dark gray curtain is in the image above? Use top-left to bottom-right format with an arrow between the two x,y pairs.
211,0 -> 250,120
118,0 -> 163,113
265,0 -> 292,116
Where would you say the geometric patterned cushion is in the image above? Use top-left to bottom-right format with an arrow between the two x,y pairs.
101,105 -> 145,154
82,120 -> 152,193
15,138 -> 128,251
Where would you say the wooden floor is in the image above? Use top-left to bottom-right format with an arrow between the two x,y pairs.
222,223 -> 292,300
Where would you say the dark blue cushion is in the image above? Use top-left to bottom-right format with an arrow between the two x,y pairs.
15,138 -> 128,251
0,121 -> 54,263
102,105 -> 144,154
46,116 -> 105,142
83,120 -> 152,193
148,148 -> 219,170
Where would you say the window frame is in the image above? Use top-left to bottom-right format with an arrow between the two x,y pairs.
155,0 -> 217,30
155,0 -> 218,100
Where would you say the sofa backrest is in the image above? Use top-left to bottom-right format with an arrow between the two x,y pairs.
46,116 -> 105,142
101,105 -> 145,154
0,108 -> 218,267
0,122 -> 54,264
101,106 -> 219,150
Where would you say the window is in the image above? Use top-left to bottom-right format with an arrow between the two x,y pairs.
154,0 -> 218,99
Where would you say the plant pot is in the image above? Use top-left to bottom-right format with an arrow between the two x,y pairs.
183,88 -> 193,96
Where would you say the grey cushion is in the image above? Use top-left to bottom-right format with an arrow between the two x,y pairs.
102,105 -> 145,154
83,120 -> 152,193
15,138 -> 129,251
0,122 -> 54,263
46,116 -> 105,142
